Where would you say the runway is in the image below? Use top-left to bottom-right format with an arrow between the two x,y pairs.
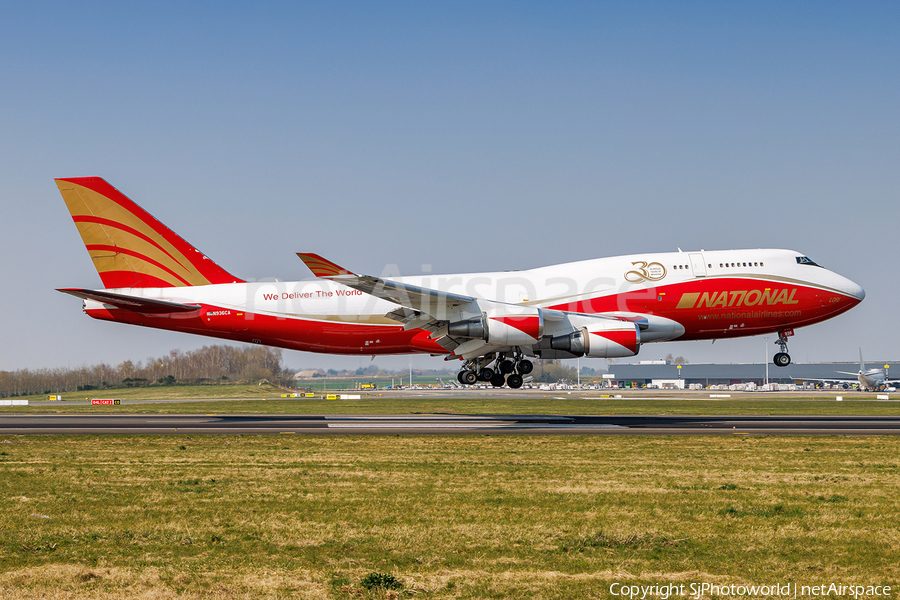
3,413 -> 900,435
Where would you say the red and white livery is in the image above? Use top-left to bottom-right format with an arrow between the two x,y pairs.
56,177 -> 865,388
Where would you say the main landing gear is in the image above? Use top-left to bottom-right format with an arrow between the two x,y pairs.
773,330 -> 793,367
457,352 -> 534,389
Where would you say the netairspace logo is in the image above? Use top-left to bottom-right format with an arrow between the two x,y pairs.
609,582 -> 893,599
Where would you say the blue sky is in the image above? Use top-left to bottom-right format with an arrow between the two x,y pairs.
2,2 -> 898,372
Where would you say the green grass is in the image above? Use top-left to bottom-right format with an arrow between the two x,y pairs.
7,375 -> 440,401
2,380 -> 899,415
10,382 -> 279,402
1,435 -> 898,598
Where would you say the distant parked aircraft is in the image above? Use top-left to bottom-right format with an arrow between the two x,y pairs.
797,350 -> 897,391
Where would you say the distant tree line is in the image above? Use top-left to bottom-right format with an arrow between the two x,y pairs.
318,365 -> 458,378
529,360 -> 579,383
1,347 -> 615,397
665,353 -> 689,365
0,345 -> 286,398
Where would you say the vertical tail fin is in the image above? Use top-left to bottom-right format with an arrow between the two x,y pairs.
859,348 -> 866,372
56,177 -> 243,288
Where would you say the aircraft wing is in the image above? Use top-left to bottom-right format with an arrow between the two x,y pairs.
297,253 -> 661,360
792,377 -> 856,384
298,253 -> 487,353
57,288 -> 201,314
297,254 -> 610,357
297,253 -> 477,319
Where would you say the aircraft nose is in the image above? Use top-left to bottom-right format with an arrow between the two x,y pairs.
823,268 -> 865,304
842,279 -> 865,302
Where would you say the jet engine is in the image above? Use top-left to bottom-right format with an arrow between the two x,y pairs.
448,308 -> 544,346
549,320 -> 640,358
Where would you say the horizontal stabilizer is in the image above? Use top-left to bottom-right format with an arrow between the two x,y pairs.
57,288 -> 201,314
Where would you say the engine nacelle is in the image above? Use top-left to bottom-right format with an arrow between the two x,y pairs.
550,321 -> 640,358
486,311 -> 543,346
448,308 -> 544,346
447,317 -> 485,339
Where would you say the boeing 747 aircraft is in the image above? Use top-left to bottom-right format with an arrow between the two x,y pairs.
56,178 -> 865,388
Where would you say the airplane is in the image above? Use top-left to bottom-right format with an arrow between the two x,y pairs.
795,349 -> 897,392
55,177 -> 866,389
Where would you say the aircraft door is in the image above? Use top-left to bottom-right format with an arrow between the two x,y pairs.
689,253 -> 707,277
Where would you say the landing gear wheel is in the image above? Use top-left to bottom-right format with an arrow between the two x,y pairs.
773,330 -> 792,368
773,352 -> 791,367
460,370 -> 478,385
499,359 -> 515,374
507,374 -> 524,389
478,367 -> 495,382
490,373 -> 506,387
457,371 -> 466,385
517,359 -> 534,374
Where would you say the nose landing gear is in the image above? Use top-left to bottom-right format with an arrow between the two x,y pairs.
773,330 -> 793,367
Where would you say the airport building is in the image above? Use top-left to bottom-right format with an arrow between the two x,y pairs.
605,361 -> 900,390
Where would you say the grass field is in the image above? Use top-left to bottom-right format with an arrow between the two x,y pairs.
1,434 -> 898,599
2,385 -> 898,598
3,382 -> 900,416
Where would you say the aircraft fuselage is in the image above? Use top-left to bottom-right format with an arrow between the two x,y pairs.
78,248 -> 864,356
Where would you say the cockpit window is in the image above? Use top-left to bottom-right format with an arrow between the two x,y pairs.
796,256 -> 821,267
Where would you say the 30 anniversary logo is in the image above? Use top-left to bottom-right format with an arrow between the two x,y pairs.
624,261 -> 667,283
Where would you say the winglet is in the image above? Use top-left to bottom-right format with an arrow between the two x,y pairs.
296,253 -> 355,279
